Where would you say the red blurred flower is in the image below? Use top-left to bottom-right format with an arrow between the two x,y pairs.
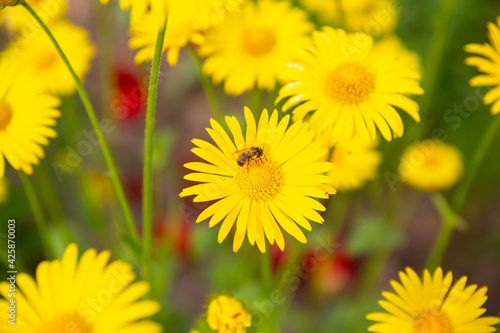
154,213 -> 192,259
112,69 -> 145,121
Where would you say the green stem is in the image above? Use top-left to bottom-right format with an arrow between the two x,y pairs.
19,172 -> 53,259
426,192 -> 458,271
36,162 -> 64,224
409,0 -> 458,140
22,3 -> 140,245
261,250 -> 274,293
142,24 -> 167,283
251,88 -> 264,113
188,44 -> 223,123
260,253 -> 278,333
452,115 -> 500,210
426,115 -> 500,269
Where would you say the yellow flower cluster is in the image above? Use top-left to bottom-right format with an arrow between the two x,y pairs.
0,244 -> 162,332
301,0 -> 399,36
123,0 -> 246,66
0,0 -> 94,178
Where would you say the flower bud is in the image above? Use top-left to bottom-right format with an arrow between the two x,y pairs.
0,0 -> 24,9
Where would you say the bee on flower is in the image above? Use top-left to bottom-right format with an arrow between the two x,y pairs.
180,107 -> 334,252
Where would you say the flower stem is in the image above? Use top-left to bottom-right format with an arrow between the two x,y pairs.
408,0 -> 458,140
19,172 -> 53,259
142,24 -> 167,283
36,162 -> 64,224
426,115 -> 500,270
261,250 -> 274,293
452,115 -> 500,210
188,44 -> 224,123
22,3 -> 140,245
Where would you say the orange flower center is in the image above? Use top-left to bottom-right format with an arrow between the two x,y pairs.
37,314 -> 92,333
35,51 -> 57,70
325,62 -> 373,105
235,159 -> 284,201
0,101 -> 13,131
412,309 -> 453,333
241,27 -> 277,57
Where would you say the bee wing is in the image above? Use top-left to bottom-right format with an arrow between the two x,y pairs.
233,149 -> 248,157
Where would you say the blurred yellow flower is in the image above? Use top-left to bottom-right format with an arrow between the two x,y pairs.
465,16 -> 500,115
328,137 -> 382,191
299,0 -> 341,25
398,139 -> 463,191
299,0 -> 398,35
278,28 -> 423,144
341,0 -> 399,36
130,0 -> 244,66
99,0 -> 149,22
207,295 -> 251,333
374,35 -> 421,73
0,243 -> 162,332
0,59 -> 60,178
180,108 -> 334,252
0,0 -> 65,31
2,19 -> 95,95
367,267 -> 500,333
200,0 -> 313,95
0,178 -> 8,203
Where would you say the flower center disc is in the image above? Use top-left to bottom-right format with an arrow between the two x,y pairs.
412,309 -> 453,333
35,51 -> 57,70
325,62 -> 373,104
241,27 -> 277,57
37,314 -> 92,333
235,159 -> 284,201
0,101 -> 13,131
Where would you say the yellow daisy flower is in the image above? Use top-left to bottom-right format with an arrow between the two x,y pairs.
0,243 -> 162,332
207,295 -> 252,333
328,137 -> 382,191
398,139 -> 463,192
130,0 -> 243,66
465,16 -> 500,115
299,0 -> 341,24
0,58 -> 60,178
278,27 -> 424,145
199,0 -> 314,95
367,267 -> 500,333
341,0 -> 399,36
2,19 -> 95,96
180,108 -> 334,252
0,0 -> 66,32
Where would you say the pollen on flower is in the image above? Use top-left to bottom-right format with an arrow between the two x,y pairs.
38,314 -> 92,333
325,62 -> 373,104
235,159 -> 284,201
412,309 -> 453,333
0,101 -> 13,131
241,27 -> 277,57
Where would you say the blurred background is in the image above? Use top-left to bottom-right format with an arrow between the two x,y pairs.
1,0 -> 500,332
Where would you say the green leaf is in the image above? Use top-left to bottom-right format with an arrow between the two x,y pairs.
347,216 -> 404,256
